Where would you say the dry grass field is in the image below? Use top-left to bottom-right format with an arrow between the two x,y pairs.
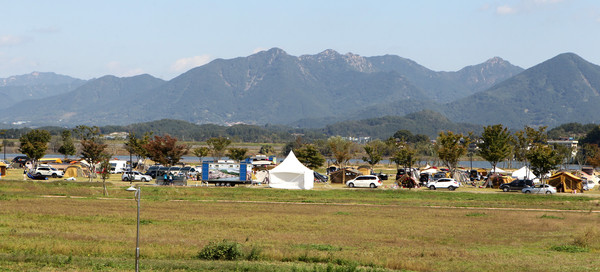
2,168 -> 600,271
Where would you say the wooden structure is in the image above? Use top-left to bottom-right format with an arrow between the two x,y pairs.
330,168 -> 361,183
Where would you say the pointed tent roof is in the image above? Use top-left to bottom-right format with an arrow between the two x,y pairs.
270,151 -> 312,175
268,151 -> 313,190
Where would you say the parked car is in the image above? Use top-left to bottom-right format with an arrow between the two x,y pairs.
314,172 -> 328,183
500,179 -> 534,192
522,184 -> 556,194
34,165 -> 64,178
346,175 -> 381,188
122,171 -> 153,182
426,178 -> 459,190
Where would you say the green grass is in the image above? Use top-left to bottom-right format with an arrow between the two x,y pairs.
2,174 -> 600,271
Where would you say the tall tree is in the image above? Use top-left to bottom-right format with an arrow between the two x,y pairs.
98,156 -> 111,196
19,129 -> 51,167
435,131 -> 470,178
391,144 -> 417,170
144,135 -> 190,166
76,125 -> 108,183
226,147 -> 248,162
58,130 -> 77,160
192,146 -> 210,163
362,140 -> 385,168
295,144 -> 325,170
527,143 -> 562,184
206,137 -> 231,161
124,132 -> 152,168
478,124 -> 512,174
327,136 -> 356,168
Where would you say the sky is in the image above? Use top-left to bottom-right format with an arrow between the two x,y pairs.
1,0 -> 599,80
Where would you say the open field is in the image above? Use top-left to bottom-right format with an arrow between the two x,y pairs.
2,169 -> 600,271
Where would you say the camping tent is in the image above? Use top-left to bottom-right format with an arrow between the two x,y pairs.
0,161 -> 6,177
64,164 -> 88,179
490,167 -> 506,174
268,151 -> 313,190
511,166 -> 535,180
547,171 -> 582,193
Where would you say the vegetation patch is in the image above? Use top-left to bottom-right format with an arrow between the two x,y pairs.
540,214 -> 564,220
197,239 -> 262,261
550,245 -> 589,253
294,244 -> 343,252
465,212 -> 487,217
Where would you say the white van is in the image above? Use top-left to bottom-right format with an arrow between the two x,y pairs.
109,160 -> 128,174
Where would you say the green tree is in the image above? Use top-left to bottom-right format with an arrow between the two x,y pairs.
19,129 -> 51,166
259,144 -> 275,155
435,131 -> 470,178
391,144 -> 417,170
192,146 -> 210,163
207,137 -> 232,161
478,124 -> 512,174
144,135 -> 190,166
527,143 -> 562,184
362,140 -> 385,168
327,136 -> 356,168
295,144 -> 325,170
124,132 -> 152,169
76,125 -> 108,183
226,147 -> 248,162
57,130 -> 77,160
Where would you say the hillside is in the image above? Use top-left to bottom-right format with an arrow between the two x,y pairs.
0,72 -> 86,110
0,48 -> 522,127
2,74 -> 165,125
444,53 -> 600,128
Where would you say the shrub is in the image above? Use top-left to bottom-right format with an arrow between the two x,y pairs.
550,245 -> 589,253
197,240 -> 243,260
573,227 -> 600,249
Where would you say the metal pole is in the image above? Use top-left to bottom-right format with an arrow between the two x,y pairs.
135,187 -> 140,272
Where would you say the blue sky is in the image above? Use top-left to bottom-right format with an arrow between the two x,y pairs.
1,0 -> 599,80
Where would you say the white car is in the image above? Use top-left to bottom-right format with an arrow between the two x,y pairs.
426,178 -> 459,190
121,171 -> 153,182
522,184 -> 556,194
346,175 -> 382,188
34,165 -> 64,178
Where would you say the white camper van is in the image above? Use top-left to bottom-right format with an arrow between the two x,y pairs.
109,160 -> 128,174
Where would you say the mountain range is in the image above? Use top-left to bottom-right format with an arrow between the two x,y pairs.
0,48 -> 598,131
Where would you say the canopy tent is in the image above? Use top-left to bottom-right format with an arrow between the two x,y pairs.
511,166 -> 536,180
268,151 -> 314,190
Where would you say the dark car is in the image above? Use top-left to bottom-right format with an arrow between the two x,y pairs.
314,172 -> 328,183
500,179 -> 534,192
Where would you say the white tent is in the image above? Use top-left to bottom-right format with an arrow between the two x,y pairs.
490,166 -> 506,173
268,151 -> 314,190
511,166 -> 535,180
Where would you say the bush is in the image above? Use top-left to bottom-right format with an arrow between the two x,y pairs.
197,240 -> 243,260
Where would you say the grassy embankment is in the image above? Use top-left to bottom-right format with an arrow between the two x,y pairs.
2,168 -> 600,271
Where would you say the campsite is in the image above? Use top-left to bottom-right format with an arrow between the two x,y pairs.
2,165 -> 600,272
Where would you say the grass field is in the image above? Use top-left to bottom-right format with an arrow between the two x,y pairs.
2,168 -> 600,271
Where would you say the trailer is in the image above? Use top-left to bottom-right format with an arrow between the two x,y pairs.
201,161 -> 251,186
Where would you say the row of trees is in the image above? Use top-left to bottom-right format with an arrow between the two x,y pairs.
16,123 -> 599,189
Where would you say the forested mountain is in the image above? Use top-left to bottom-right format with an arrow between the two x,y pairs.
2,74 -> 165,125
0,72 -> 86,109
0,48 -> 522,127
444,53 -> 600,128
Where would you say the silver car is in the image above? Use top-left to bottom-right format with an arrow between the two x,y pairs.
122,171 -> 153,182
522,184 -> 556,194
